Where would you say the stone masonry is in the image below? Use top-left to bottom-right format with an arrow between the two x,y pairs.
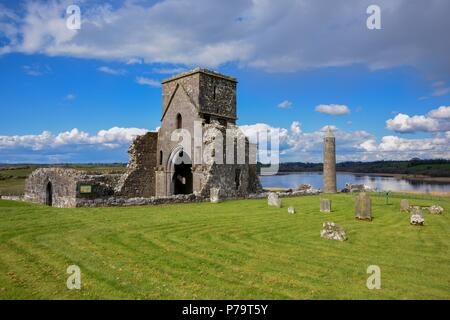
115,132 -> 158,197
24,68 -> 263,208
323,126 -> 337,193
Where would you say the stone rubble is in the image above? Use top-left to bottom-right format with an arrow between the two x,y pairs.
341,183 -> 375,193
428,205 -> 444,215
410,213 -> 425,226
320,222 -> 347,241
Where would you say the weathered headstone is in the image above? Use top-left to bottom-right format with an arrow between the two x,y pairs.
210,188 -> 221,203
267,192 -> 281,208
320,199 -> 332,213
410,207 -> 424,226
288,206 -> 295,214
320,222 -> 347,241
400,199 -> 410,212
355,192 -> 372,221
428,205 -> 444,215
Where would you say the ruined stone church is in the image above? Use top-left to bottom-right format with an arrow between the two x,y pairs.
25,68 -> 262,207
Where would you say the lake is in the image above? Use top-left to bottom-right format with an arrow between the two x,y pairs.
260,172 -> 450,193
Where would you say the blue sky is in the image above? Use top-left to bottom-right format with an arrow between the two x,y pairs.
0,0 -> 449,163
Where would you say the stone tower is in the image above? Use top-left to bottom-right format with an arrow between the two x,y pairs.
323,126 -> 337,193
154,67 -> 261,198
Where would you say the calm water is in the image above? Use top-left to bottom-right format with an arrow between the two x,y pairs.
260,172 -> 450,193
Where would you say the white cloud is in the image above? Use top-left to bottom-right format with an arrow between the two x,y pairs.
315,104 -> 350,115
136,76 -> 161,88
386,106 -> 450,133
428,106 -> 450,119
360,134 -> 450,159
125,58 -> 142,65
1,124 -> 448,163
386,113 -> 440,133
97,66 -> 126,75
1,1 -> 450,76
277,100 -> 293,109
0,127 -> 149,151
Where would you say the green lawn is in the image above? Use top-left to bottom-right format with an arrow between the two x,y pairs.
0,194 -> 449,300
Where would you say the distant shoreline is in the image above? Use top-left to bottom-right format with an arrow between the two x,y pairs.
270,171 -> 450,183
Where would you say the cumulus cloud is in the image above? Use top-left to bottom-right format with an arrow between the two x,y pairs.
240,122 -> 374,162
315,104 -> 350,115
0,127 -> 149,152
359,134 -> 450,159
135,76 -> 161,88
386,106 -> 450,133
1,1 -> 450,76
1,123 -> 448,163
240,121 -> 449,161
277,100 -> 293,109
428,106 -> 450,119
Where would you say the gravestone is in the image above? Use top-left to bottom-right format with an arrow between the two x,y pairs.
320,199 -> 332,213
428,205 -> 444,215
288,206 -> 295,214
210,188 -> 221,203
268,192 -> 281,208
355,192 -> 372,221
410,207 -> 425,226
400,199 -> 410,212
320,222 -> 347,241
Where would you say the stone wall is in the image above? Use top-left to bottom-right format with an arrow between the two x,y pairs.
24,168 -> 121,208
24,168 -> 81,208
75,189 -> 319,208
193,122 -> 262,198
115,132 -> 158,197
198,71 -> 237,121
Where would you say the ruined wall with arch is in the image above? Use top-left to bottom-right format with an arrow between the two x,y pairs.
24,168 -> 81,208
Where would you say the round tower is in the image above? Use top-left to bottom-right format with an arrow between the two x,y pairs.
323,126 -> 337,193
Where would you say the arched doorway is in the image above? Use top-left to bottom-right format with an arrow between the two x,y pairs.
167,148 -> 193,195
45,181 -> 53,206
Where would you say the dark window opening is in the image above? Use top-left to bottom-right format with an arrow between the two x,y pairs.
173,162 -> 193,195
204,115 -> 210,124
176,113 -> 182,129
213,85 -> 217,100
235,169 -> 241,190
159,150 -> 163,166
45,181 -> 53,206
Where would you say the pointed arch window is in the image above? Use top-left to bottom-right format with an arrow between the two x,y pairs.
176,113 -> 182,129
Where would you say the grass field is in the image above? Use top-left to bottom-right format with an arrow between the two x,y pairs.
0,194 -> 449,300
